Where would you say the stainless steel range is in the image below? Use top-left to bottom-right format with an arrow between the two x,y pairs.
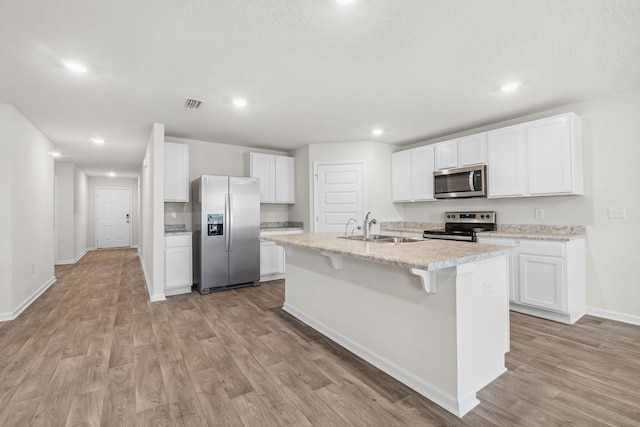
423,211 -> 496,242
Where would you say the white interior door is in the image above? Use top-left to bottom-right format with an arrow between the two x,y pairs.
96,188 -> 131,248
314,162 -> 365,232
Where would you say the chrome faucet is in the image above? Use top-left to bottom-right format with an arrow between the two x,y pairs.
344,217 -> 360,239
363,212 -> 378,241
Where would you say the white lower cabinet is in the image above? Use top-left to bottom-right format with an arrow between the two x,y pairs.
259,229 -> 303,282
478,236 -> 585,324
260,241 -> 285,281
165,234 -> 193,296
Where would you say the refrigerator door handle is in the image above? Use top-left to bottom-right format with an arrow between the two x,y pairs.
228,193 -> 234,252
225,193 -> 230,252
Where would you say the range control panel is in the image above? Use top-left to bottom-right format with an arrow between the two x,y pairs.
444,211 -> 496,224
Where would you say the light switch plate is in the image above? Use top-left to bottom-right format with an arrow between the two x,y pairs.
608,206 -> 626,219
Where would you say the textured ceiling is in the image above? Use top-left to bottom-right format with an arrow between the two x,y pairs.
1,0 -> 640,177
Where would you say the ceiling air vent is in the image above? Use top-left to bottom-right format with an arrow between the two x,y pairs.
183,98 -> 204,110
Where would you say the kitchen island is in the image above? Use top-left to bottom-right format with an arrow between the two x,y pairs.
260,232 -> 516,417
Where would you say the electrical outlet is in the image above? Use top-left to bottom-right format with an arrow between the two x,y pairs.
534,208 -> 544,219
171,212 -> 177,219
608,206 -> 626,219
484,282 -> 494,294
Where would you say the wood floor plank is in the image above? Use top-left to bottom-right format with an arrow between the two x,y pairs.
134,344 -> 168,413
227,347 -> 314,426
30,354 -> 85,427
160,359 -> 207,426
190,367 -> 249,427
101,364 -> 135,427
230,390 -> 281,427
64,389 -> 105,427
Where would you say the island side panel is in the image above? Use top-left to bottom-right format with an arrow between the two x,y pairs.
282,247 -> 462,411
454,256 -> 509,405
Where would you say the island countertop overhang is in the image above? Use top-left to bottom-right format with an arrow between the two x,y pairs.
261,232 -> 517,271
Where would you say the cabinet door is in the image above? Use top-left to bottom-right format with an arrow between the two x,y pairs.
391,151 -> 411,202
434,139 -> 458,170
527,116 -> 572,195
166,246 -> 192,288
250,153 -> 275,202
410,145 -> 435,201
164,143 -> 189,202
487,125 -> 526,197
459,134 -> 486,166
275,156 -> 295,203
519,254 -> 565,312
260,241 -> 285,277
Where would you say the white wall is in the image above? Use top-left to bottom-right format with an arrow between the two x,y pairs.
0,104 -> 55,320
163,136 -> 289,229
54,163 -> 90,264
139,123 -> 166,301
400,87 -> 640,322
54,163 -> 75,262
0,105 -> 13,316
73,166 -> 88,260
290,141 -> 403,233
87,176 -> 139,249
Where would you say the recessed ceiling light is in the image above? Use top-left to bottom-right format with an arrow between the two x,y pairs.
336,0 -> 355,4
232,97 -> 248,108
51,152 -> 61,158
90,138 -> 105,144
108,171 -> 116,177
501,81 -> 521,92
62,60 -> 88,73
372,128 -> 384,136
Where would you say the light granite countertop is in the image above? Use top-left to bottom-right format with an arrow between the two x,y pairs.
260,232 -> 516,271
380,222 -> 586,242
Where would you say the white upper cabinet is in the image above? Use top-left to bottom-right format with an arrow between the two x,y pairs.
527,114 -> 583,196
487,113 -> 583,198
391,150 -> 411,202
249,153 -> 296,204
274,155 -> 296,203
434,139 -> 458,170
164,142 -> 189,202
458,134 -> 486,166
434,134 -> 486,170
487,125 -> 527,197
392,145 -> 435,202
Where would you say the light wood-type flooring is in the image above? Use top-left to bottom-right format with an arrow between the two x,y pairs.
1,248 -> 639,426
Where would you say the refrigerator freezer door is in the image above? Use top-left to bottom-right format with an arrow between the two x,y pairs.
228,177 -> 261,285
200,175 -> 230,290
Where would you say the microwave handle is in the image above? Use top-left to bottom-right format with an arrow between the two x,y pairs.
469,171 -> 474,191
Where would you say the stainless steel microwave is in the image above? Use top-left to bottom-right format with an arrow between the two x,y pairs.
433,165 -> 487,199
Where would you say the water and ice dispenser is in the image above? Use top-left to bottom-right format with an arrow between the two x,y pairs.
207,214 -> 223,236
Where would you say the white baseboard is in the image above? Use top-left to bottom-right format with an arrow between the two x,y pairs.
139,254 -> 166,302
283,303 -> 477,418
0,276 -> 57,322
586,307 -> 640,326
55,249 -> 89,265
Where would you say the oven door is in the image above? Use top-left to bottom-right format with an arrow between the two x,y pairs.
433,165 -> 486,199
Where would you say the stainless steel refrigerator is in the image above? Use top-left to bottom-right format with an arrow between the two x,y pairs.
192,175 -> 260,294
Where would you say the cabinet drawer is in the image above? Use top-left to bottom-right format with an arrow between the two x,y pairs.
519,240 -> 565,257
165,235 -> 192,248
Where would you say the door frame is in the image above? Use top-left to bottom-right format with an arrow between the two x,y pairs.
312,160 -> 367,233
95,187 -> 132,249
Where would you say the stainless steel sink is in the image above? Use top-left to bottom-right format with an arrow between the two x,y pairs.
338,234 -> 423,244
